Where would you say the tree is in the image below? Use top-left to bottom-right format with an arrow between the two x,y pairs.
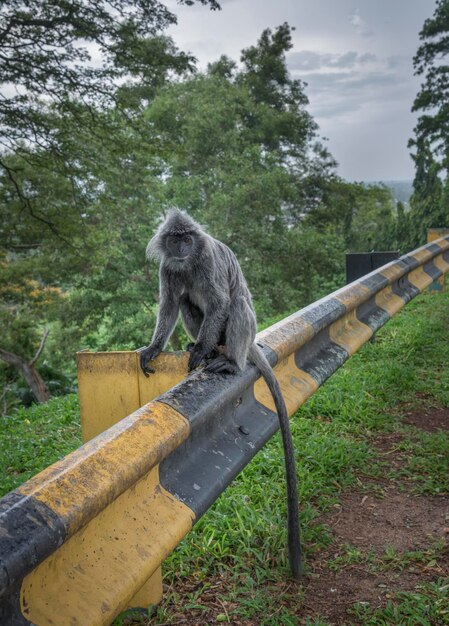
395,201 -> 411,251
143,25 -> 336,314
408,138 -> 444,246
408,0 -> 449,242
307,179 -> 398,252
0,1 -> 220,405
0,0 -> 219,153
411,0 -> 449,169
0,1 -> 217,258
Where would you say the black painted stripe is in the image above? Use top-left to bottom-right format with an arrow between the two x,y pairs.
159,345 -> 277,428
0,584 -> 28,626
423,260 -> 443,282
391,276 -> 419,303
301,298 -> 346,333
360,272 -> 390,293
160,385 -> 278,518
425,243 -> 445,256
401,255 -> 420,270
294,329 -> 348,387
356,296 -> 391,331
0,492 -> 67,600
158,344 -> 281,517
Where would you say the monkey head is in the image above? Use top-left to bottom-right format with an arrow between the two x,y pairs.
146,208 -> 201,265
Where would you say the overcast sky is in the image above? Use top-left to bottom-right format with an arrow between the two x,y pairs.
166,0 -> 437,182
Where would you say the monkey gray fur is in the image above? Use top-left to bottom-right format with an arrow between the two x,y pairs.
140,208 -> 301,580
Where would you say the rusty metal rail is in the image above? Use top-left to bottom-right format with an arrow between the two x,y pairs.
0,235 -> 448,625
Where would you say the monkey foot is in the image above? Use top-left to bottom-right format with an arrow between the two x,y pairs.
205,355 -> 239,374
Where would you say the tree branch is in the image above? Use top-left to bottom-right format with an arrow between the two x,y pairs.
0,346 -> 51,403
0,157 -> 75,248
29,327 -> 49,367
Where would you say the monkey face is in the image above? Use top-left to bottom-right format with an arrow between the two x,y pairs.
165,233 -> 195,260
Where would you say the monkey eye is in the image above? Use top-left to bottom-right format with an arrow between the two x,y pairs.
183,235 -> 193,245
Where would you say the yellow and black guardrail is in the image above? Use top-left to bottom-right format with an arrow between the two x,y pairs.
0,234 -> 448,625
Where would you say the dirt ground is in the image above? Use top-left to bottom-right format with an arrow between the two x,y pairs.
302,423 -> 449,624
147,408 -> 449,625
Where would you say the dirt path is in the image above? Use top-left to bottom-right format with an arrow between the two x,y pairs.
302,409 -> 449,624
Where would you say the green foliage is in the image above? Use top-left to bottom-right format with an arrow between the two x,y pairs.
0,15 -> 404,409
349,581 -> 449,625
0,0 -> 218,152
0,21 -> 197,402
310,179 -> 399,252
408,0 -> 449,246
0,394 -> 81,495
412,0 -> 449,163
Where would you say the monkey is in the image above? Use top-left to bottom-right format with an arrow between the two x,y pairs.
139,209 -> 301,580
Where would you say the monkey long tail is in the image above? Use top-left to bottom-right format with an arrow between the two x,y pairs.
248,344 -> 301,581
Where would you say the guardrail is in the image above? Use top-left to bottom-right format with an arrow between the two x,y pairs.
1,235 -> 448,625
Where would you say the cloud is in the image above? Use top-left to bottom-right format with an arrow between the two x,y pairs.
288,50 -> 377,72
349,10 -> 374,38
287,52 -> 414,123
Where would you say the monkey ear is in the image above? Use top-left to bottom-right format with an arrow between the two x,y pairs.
146,234 -> 163,260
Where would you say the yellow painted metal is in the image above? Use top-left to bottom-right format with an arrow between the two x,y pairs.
20,467 -> 194,626
427,229 -> 449,291
254,353 -> 318,416
434,254 -> 449,274
17,352 -> 190,625
76,350 -> 189,614
257,315 -> 315,362
138,351 -> 189,405
77,351 -> 141,442
407,266 -> 434,292
378,262 -> 406,282
128,568 -> 163,608
427,228 -> 449,243
18,400 -> 189,535
329,310 -> 373,356
375,285 -> 406,317
333,282 -> 372,311
409,248 -> 434,264
77,351 -> 189,441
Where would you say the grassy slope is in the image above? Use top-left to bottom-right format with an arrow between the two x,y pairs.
1,286 -> 448,625
0,393 -> 81,496
136,286 -> 449,625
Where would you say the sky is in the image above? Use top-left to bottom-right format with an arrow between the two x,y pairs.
165,0 -> 437,182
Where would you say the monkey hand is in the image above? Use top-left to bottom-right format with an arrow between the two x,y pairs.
139,344 -> 161,377
188,342 -> 209,372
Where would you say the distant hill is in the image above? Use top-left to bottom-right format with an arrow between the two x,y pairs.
370,180 -> 414,207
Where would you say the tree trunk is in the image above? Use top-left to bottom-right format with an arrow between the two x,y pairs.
0,340 -> 51,403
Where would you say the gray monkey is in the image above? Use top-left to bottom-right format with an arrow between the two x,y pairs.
140,208 -> 301,580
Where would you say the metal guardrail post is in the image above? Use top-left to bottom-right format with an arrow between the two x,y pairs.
77,350 -> 189,612
0,234 -> 448,625
427,228 -> 449,291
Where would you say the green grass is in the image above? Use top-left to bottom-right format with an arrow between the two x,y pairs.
146,288 -> 449,624
328,542 -> 447,575
349,581 -> 449,625
390,429 -> 449,494
0,393 -> 81,495
0,285 -> 448,625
